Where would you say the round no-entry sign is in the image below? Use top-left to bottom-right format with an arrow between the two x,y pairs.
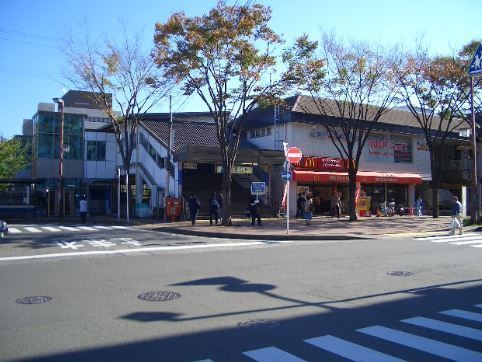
287,147 -> 303,163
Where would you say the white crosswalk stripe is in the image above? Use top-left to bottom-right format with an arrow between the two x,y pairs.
24,227 -> 41,233
204,302 -> 482,361
304,335 -> 403,362
41,226 -> 61,232
59,226 -> 81,232
415,233 -> 482,247
77,226 -> 99,231
243,346 -> 306,361
357,325 -> 482,361
5,225 -> 128,234
402,316 -> 482,341
440,309 -> 482,323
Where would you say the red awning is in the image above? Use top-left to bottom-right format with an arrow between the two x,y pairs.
292,170 -> 422,185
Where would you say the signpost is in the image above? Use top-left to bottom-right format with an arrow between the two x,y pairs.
282,143 -> 303,234
251,182 -> 266,201
468,42 -> 482,224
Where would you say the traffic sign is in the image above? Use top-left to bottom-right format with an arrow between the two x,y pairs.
469,42 -> 482,76
251,182 -> 266,195
281,171 -> 292,181
287,147 -> 303,163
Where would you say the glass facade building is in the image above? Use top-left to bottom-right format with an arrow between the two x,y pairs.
33,111 -> 85,160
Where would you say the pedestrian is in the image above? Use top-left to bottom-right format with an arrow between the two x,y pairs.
450,196 -> 463,235
415,196 -> 423,216
188,193 -> 201,226
217,192 -> 223,223
249,195 -> 262,226
304,193 -> 314,225
79,196 -> 88,224
296,193 -> 305,218
209,192 -> 220,225
331,192 -> 341,218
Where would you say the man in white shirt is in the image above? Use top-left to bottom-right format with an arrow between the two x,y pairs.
80,196 -> 88,224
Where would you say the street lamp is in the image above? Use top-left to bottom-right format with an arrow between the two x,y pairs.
53,97 -> 64,220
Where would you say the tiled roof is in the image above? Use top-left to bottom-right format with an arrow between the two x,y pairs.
290,95 -> 443,128
140,116 -> 220,152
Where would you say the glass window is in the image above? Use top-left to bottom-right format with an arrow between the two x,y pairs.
156,155 -> 165,168
86,141 -> 105,161
391,135 -> 412,163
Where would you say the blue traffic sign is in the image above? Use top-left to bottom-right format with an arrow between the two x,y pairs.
251,182 -> 266,195
281,171 -> 292,181
469,43 -> 482,76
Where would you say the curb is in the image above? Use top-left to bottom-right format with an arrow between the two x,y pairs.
153,227 -> 370,241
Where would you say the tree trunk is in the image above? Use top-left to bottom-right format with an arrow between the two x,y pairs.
430,148 -> 441,218
221,170 -> 232,226
348,171 -> 358,221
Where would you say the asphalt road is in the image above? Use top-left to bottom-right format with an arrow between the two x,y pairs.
0,224 -> 481,361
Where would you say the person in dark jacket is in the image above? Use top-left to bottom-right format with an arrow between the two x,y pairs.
209,192 -> 220,225
296,193 -> 305,218
249,195 -> 262,226
188,193 -> 201,226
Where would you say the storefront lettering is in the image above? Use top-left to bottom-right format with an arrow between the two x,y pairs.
295,156 -> 352,171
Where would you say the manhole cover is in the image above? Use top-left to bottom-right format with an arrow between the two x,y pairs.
15,296 -> 52,304
387,271 -> 414,277
137,291 -> 181,302
238,319 -> 281,330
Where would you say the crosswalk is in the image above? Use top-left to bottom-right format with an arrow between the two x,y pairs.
7,225 -> 129,234
205,303 -> 482,361
415,233 -> 482,248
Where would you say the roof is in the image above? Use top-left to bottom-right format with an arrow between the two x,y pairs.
243,95 -> 462,137
139,113 -> 219,152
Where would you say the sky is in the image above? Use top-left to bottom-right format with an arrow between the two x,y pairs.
0,0 -> 481,139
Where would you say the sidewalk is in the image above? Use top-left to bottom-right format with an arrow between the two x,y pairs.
144,215 -> 476,241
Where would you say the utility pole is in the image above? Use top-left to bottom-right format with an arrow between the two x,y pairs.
53,98 -> 64,220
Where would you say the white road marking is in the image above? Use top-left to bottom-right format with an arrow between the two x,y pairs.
471,244 -> 482,248
59,226 -> 80,232
56,241 -> 84,250
402,316 -> 482,341
450,240 -> 482,245
24,227 -> 41,233
475,304 -> 482,309
440,309 -> 482,323
93,225 -> 113,230
0,241 -> 269,261
358,325 -> 482,361
111,226 -> 128,229
41,226 -> 61,232
416,234 -> 480,242
77,226 -> 97,231
243,346 -> 306,362
7,228 -> 21,234
304,335 -> 403,362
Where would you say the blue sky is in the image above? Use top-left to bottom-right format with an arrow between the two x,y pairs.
0,0 -> 480,138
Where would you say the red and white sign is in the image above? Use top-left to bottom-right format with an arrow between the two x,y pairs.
287,147 -> 303,163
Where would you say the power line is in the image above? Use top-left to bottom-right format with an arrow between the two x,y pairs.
0,28 -> 58,42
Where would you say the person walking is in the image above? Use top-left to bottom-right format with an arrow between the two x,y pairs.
451,196 -> 463,235
415,196 -> 423,216
188,193 -> 201,226
249,196 -> 262,226
79,196 -> 88,224
217,192 -> 223,223
331,192 -> 341,218
304,193 -> 314,225
209,192 -> 220,225
296,193 -> 305,218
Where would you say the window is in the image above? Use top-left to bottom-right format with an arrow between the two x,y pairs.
156,155 -> 165,168
250,127 -> 271,138
391,135 -> 412,163
86,141 -> 106,161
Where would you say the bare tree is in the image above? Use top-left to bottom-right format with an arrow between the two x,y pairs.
395,42 -> 479,219
292,34 -> 398,221
64,29 -> 172,221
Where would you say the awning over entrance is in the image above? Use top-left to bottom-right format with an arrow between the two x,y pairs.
292,170 -> 423,185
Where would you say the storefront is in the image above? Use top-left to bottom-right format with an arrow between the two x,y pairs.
292,156 -> 422,215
